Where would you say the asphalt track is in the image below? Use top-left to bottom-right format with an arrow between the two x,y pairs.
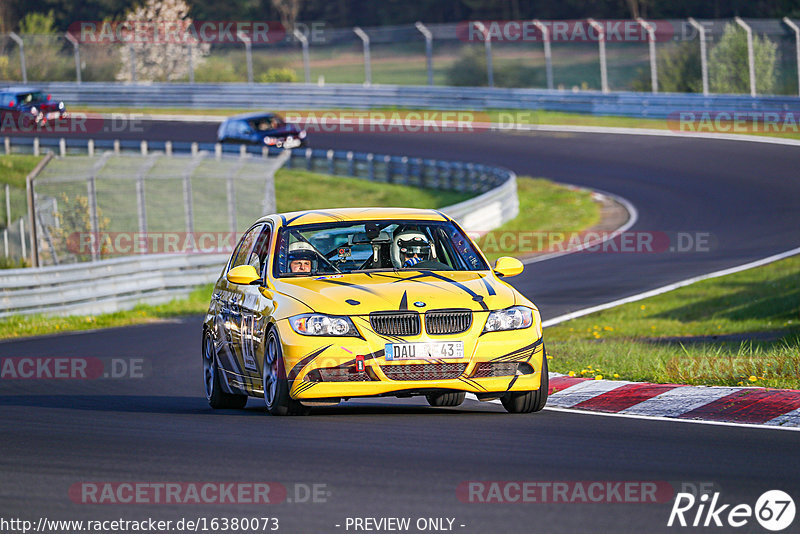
2,121 -> 799,532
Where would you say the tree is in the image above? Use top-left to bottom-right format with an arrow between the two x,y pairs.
271,0 -> 302,32
117,0 -> 209,82
632,40 -> 702,93
709,23 -> 777,95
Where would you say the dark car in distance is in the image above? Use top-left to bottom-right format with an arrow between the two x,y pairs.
0,87 -> 67,128
217,112 -> 307,149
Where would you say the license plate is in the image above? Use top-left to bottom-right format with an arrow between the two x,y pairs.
385,341 -> 463,360
283,138 -> 301,148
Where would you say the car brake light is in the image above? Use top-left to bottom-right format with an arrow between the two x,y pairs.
8,101 -> 14,107
47,94 -> 52,101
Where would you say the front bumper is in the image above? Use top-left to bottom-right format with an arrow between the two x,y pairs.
276,319 -> 545,400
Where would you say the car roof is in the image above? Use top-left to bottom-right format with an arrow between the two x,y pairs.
261,207 -> 451,227
0,87 -> 42,94
224,111 -> 278,122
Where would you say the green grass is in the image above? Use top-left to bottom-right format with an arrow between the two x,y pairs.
477,177 -> 599,263
545,255 -> 800,389
274,169 -> 472,212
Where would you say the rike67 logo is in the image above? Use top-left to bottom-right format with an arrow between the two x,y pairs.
668,490 -> 795,531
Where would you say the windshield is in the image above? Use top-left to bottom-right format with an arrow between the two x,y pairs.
16,92 -> 46,104
250,115 -> 284,131
274,220 -> 487,277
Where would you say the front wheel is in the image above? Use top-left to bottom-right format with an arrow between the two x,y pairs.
426,391 -> 466,407
501,351 -> 549,414
263,329 -> 310,416
203,330 -> 248,409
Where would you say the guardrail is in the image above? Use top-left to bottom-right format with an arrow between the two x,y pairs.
0,253 -> 226,318
1,136 -> 517,317
28,82 -> 800,118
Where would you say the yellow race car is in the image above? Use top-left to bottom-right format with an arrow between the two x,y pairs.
202,207 -> 547,415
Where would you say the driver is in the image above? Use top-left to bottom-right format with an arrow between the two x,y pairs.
287,241 -> 316,273
393,231 -> 432,268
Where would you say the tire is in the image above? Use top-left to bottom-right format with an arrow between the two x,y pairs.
426,391 -> 466,407
263,328 -> 311,416
203,330 -> 248,410
501,349 -> 549,414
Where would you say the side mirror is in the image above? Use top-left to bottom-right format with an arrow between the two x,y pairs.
226,265 -> 261,285
494,256 -> 524,278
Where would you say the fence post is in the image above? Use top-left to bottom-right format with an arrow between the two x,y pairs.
354,27 -> 372,86
346,151 -> 355,176
3,228 -> 7,258
20,218 -> 25,260
367,153 -> 374,181
532,21 -> 554,90
59,138 -> 66,156
4,137 -> 9,155
784,18 -> 800,96
136,170 -> 148,252
587,19 -> 608,93
9,33 -> 26,84
293,29 -> 311,84
688,18 -> 710,96
226,173 -> 237,234
33,137 -> 39,156
187,43 -> 195,83
735,17 -> 757,97
128,43 -> 136,83
237,31 -> 254,84
637,18 -> 658,93
327,149 -> 335,174
5,184 -> 10,228
64,31 -> 82,83
87,139 -> 94,157
87,175 -> 98,262
415,22 -> 434,86
384,155 -> 393,183
471,22 -> 494,87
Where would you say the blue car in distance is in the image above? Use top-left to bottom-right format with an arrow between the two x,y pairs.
217,112 -> 307,148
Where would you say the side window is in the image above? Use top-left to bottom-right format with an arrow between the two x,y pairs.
249,226 -> 272,277
230,225 -> 263,270
238,121 -> 253,136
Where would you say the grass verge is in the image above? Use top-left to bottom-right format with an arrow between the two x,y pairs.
545,255 -> 800,389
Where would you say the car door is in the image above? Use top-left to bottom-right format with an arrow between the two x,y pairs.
216,224 -> 264,380
237,225 -> 275,383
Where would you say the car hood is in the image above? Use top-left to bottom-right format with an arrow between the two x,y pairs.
271,270 -> 519,315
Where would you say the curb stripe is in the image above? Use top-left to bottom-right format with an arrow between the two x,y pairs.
573,383 -> 681,413
621,386 -> 742,418
548,376 -> 590,395
677,389 -> 800,424
547,379 -> 631,408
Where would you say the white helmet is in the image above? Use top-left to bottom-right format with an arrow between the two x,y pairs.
391,230 -> 434,268
287,241 -> 317,271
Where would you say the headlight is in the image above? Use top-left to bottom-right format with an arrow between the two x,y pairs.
289,313 -> 359,337
263,136 -> 278,145
58,101 -> 65,110
298,130 -> 307,139
483,306 -> 533,333
30,106 -> 37,115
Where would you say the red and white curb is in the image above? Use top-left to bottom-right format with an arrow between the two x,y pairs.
542,374 -> 800,430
